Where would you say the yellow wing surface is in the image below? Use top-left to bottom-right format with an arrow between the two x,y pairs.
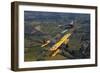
50,27 -> 76,57
50,33 -> 71,57
50,33 -> 71,51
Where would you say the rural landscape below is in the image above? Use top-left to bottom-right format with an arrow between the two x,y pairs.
24,11 -> 90,61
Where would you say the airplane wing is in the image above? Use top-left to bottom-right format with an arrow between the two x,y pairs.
50,33 -> 71,51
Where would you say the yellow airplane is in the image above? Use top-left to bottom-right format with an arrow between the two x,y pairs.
41,25 -> 75,57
